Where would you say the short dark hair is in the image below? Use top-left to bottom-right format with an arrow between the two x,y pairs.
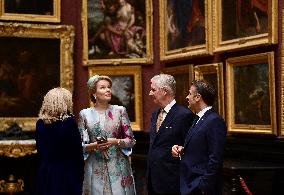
191,80 -> 216,106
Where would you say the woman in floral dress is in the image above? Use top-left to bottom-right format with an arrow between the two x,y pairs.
78,75 -> 136,195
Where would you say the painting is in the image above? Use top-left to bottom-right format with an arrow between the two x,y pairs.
281,10 -> 284,136
213,0 -> 277,52
162,65 -> 194,108
0,0 -> 60,22
0,22 -> 74,131
159,0 -> 212,61
88,66 -> 143,131
226,52 -> 276,134
194,63 -> 224,117
82,0 -> 153,65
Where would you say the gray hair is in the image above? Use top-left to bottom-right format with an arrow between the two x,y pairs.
151,74 -> 176,96
38,87 -> 73,124
87,75 -> 112,103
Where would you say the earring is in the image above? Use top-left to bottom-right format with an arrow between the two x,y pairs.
93,95 -> 96,99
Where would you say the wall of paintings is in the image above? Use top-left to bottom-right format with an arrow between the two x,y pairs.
0,0 -> 284,194
0,0 -> 282,135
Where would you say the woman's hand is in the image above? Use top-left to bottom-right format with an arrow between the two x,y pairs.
96,138 -> 119,151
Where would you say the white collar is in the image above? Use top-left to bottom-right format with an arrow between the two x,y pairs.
163,99 -> 176,114
196,106 -> 212,119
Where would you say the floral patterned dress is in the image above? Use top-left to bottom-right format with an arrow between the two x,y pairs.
78,105 -> 136,195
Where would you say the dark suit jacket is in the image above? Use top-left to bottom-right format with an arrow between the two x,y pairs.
147,103 -> 195,194
180,109 -> 227,195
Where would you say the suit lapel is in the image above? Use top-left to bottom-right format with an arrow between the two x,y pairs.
158,104 -> 178,132
184,109 -> 214,147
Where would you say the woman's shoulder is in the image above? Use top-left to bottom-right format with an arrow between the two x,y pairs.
79,107 -> 93,115
110,105 -> 126,112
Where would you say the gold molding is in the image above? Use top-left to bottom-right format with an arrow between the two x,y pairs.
281,8 -> 284,136
0,175 -> 24,193
159,0 -> 213,61
0,140 -> 36,158
0,0 -> 60,23
213,0 -> 278,53
226,52 -> 276,134
162,64 -> 194,107
194,63 -> 224,118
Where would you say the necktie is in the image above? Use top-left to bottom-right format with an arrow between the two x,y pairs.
191,115 -> 199,128
156,109 -> 165,131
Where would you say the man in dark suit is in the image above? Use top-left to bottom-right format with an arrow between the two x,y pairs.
147,74 -> 195,195
172,80 -> 227,195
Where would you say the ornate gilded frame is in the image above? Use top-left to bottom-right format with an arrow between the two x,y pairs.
88,66 -> 143,131
162,65 -> 194,108
0,22 -> 74,131
82,0 -> 153,65
281,8 -> 284,136
0,0 -> 60,23
159,0 -> 213,61
194,63 -> 224,117
213,0 -> 278,53
226,52 -> 276,134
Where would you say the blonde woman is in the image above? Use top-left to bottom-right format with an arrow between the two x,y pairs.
35,87 -> 84,195
79,75 -> 136,195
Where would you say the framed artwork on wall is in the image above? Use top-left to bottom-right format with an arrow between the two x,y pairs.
162,65 -> 194,108
82,0 -> 153,65
88,66 -> 143,131
226,52 -> 276,135
159,0 -> 213,61
0,23 -> 74,131
194,63 -> 224,117
281,11 -> 284,136
0,0 -> 60,23
213,0 -> 278,53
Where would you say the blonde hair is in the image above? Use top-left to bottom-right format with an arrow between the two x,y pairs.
38,87 -> 73,124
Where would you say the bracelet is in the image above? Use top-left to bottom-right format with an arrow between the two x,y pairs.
93,143 -> 98,151
117,139 -> 121,147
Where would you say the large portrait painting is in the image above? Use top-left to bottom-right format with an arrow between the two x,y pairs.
213,0 -> 277,52
82,0 -> 153,65
0,0 -> 60,22
162,65 -> 194,108
226,52 -> 276,134
0,23 -> 74,131
159,0 -> 212,61
88,66 -> 142,131
194,63 -> 224,117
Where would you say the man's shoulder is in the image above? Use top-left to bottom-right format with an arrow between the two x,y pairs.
174,103 -> 193,114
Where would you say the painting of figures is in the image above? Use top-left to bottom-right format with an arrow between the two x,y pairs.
166,0 -> 205,50
83,0 -> 153,65
160,0 -> 212,61
222,0 -> 268,41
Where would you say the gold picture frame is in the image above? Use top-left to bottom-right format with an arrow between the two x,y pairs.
159,0 -> 213,61
226,52 -> 276,134
281,8 -> 284,136
82,0 -> 153,65
0,22 -> 74,131
162,64 -> 194,108
88,66 -> 143,131
213,0 -> 278,53
0,0 -> 60,23
194,63 -> 224,117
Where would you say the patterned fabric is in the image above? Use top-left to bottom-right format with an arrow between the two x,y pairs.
78,105 -> 136,195
156,109 -> 165,131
